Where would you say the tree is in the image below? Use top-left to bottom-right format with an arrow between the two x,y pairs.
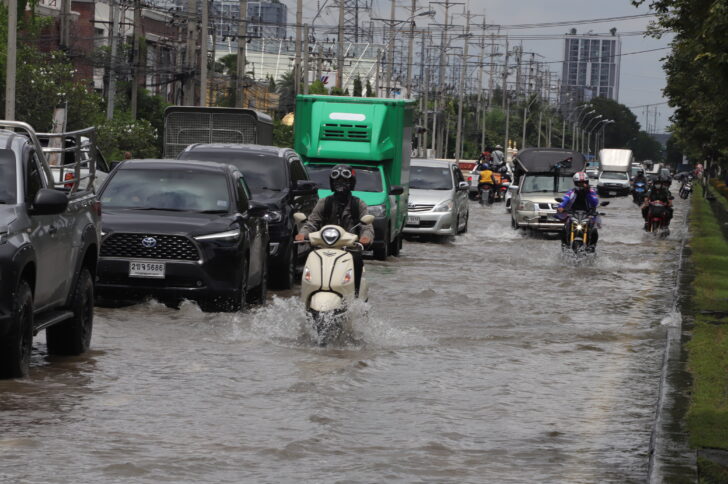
353,76 -> 363,97
276,71 -> 296,114
308,80 -> 327,95
365,80 -> 374,97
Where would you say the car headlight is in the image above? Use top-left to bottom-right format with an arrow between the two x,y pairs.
517,200 -> 536,211
263,210 -> 283,223
194,229 -> 241,241
433,200 -> 453,212
368,204 -> 386,217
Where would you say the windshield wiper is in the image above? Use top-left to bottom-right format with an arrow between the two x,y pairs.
198,209 -> 229,214
131,207 -> 188,212
258,187 -> 282,192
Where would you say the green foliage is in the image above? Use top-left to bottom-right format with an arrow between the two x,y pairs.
634,0 -> 728,165
353,76 -> 363,97
365,80 -> 374,97
277,71 -> 296,114
330,86 -> 345,96
308,80 -> 328,95
96,115 -> 158,161
273,119 -> 293,148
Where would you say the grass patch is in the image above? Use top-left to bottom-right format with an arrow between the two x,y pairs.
698,456 -> 728,483
687,184 -> 728,468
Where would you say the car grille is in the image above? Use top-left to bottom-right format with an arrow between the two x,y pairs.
538,203 -> 556,210
406,220 -> 437,228
408,204 -> 435,212
101,233 -> 200,261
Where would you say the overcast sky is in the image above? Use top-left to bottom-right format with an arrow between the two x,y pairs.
286,0 -> 672,134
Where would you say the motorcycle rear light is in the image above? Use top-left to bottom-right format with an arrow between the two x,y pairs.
304,267 -> 311,282
467,176 -> 472,182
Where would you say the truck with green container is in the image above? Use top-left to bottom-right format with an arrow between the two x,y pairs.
294,95 -> 415,260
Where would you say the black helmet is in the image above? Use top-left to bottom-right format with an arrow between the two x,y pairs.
329,164 -> 356,193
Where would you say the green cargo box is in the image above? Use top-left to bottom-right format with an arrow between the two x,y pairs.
294,95 -> 416,260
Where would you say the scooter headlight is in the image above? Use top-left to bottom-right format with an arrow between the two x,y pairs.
342,269 -> 353,284
321,228 -> 341,246
303,267 -> 311,281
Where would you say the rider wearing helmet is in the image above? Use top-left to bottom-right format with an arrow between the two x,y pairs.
642,175 -> 673,230
296,164 -> 374,293
633,169 -> 647,185
491,144 -> 505,165
557,172 -> 601,250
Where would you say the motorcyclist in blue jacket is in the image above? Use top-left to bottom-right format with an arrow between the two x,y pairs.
556,172 -> 601,251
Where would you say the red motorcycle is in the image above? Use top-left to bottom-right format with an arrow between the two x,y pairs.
647,200 -> 670,238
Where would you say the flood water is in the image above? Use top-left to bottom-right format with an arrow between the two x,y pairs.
0,195 -> 688,483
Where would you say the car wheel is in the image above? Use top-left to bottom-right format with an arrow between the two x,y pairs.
0,280 -> 33,378
373,228 -> 389,260
511,216 -> 518,230
247,255 -> 268,305
459,212 -> 469,233
388,232 -> 401,256
47,268 -> 94,356
271,239 -> 296,290
452,215 -> 459,236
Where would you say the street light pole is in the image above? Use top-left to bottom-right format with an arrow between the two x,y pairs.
588,119 -> 610,156
573,106 -> 594,151
582,114 -> 603,155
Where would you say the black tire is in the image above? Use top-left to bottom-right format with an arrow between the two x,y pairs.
459,212 -> 469,233
311,310 -> 341,346
271,239 -> 296,290
487,190 -> 495,205
452,215 -> 459,236
511,216 -> 518,230
0,280 -> 33,378
247,256 -> 268,305
373,228 -> 389,260
47,268 -> 93,356
389,232 -> 402,256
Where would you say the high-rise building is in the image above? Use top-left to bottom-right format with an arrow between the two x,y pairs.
561,29 -> 621,110
213,0 -> 287,41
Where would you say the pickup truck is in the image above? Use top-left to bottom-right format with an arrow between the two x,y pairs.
0,121 -> 101,378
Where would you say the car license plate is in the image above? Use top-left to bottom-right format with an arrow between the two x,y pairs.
407,216 -> 420,225
129,261 -> 165,278
609,191 -> 617,196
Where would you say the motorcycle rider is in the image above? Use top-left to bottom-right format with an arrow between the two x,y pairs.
633,169 -> 647,186
295,164 -> 373,294
491,144 -> 505,165
556,172 -> 601,251
642,175 -> 673,230
477,162 -> 497,203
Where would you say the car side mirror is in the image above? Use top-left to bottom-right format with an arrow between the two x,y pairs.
360,214 -> 375,225
389,185 -> 404,196
554,197 -> 563,203
600,201 -> 610,207
457,181 -> 469,190
508,185 -> 519,191
247,200 -> 268,218
30,188 -> 68,215
292,180 -> 318,196
293,212 -> 307,223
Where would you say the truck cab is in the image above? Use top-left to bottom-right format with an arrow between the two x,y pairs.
294,95 -> 415,260
0,122 -> 101,378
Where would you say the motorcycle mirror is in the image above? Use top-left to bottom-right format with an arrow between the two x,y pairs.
360,214 -> 375,225
293,212 -> 307,223
600,201 -> 610,207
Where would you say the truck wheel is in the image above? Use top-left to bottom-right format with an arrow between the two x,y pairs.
47,268 -> 94,356
271,240 -> 296,290
373,229 -> 389,260
388,233 -> 402,256
0,280 -> 33,378
247,256 -> 268,305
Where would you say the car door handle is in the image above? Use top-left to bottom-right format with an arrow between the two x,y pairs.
49,226 -> 58,235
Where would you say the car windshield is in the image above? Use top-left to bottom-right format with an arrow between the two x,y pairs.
521,175 -> 573,193
307,164 -> 383,192
630,166 -> 641,176
602,172 -> 629,180
179,151 -> 287,194
100,169 -> 231,212
0,149 -> 17,204
410,166 -> 453,190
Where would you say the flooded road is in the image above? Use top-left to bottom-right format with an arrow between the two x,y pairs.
0,195 -> 688,483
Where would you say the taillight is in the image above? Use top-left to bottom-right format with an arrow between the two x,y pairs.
467,176 -> 472,182
93,200 -> 102,217
63,172 -> 75,189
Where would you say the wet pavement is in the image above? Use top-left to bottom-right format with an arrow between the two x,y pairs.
0,195 -> 689,483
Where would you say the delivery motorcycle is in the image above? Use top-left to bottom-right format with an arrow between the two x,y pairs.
555,199 -> 609,260
632,181 -> 647,205
679,177 -> 693,199
294,213 -> 374,345
646,200 -> 670,238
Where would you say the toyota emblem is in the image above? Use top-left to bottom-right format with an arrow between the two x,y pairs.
141,236 -> 157,248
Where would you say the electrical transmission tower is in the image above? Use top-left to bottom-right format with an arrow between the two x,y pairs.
343,0 -> 370,42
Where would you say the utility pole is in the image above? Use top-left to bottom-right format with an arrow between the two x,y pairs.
106,0 -> 119,119
384,0 -> 396,98
5,0 -> 16,120
294,0 -> 303,97
336,0 -> 345,89
185,0 -> 198,106
200,0 -> 209,106
454,10 -> 470,162
303,24 -> 310,94
60,0 -> 71,50
423,67 -> 429,157
501,36 -> 509,111
475,18 -> 485,150
130,0 -> 142,118
405,0 -> 416,98
235,0 -> 248,107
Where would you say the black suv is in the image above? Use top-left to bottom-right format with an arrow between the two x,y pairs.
96,159 -> 269,312
178,144 -> 318,289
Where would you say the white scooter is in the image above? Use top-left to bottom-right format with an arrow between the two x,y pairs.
294,213 -> 374,345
